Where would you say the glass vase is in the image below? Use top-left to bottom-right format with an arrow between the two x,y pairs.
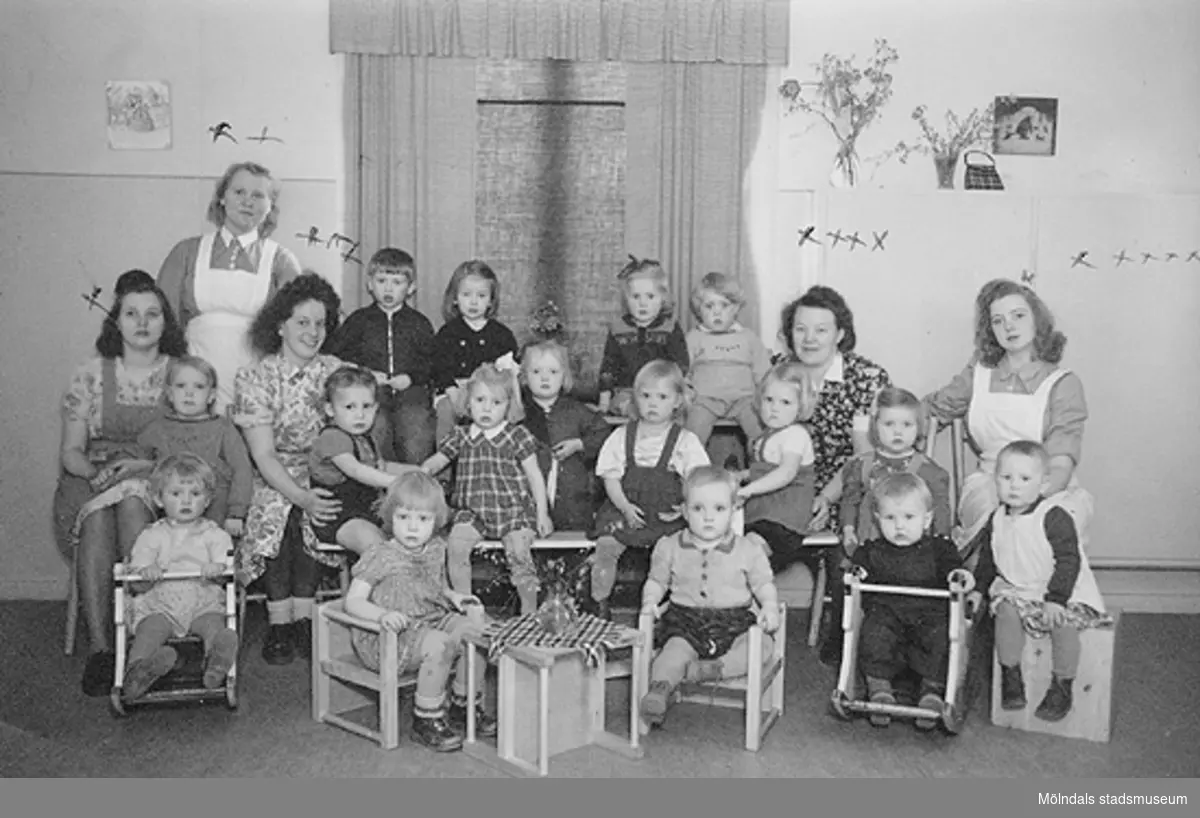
934,154 -> 959,189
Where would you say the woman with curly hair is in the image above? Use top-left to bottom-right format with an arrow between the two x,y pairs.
925,278 -> 1091,558
234,272 -> 345,665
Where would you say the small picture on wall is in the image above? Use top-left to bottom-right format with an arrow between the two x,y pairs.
993,96 -> 1057,156
106,80 -> 172,150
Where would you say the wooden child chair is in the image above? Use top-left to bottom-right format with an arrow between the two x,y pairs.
312,598 -> 419,749
636,601 -> 787,752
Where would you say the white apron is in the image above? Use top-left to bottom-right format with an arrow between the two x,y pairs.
988,499 -> 1105,613
188,232 -> 277,414
958,364 -> 1093,548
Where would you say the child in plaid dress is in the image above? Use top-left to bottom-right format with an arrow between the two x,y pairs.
422,363 -> 553,615
344,471 -> 493,752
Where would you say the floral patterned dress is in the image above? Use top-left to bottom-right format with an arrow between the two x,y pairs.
233,353 -> 345,586
53,356 -> 170,554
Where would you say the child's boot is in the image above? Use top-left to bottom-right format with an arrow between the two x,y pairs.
122,645 -> 178,702
1035,675 -> 1074,722
261,624 -> 294,665
640,680 -> 674,727
448,693 -> 498,738
1000,664 -> 1026,711
292,618 -> 313,660
203,629 -> 239,689
412,710 -> 465,752
914,681 -> 946,731
866,676 -> 895,728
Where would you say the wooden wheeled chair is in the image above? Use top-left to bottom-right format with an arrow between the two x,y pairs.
829,566 -> 980,733
110,563 -> 240,716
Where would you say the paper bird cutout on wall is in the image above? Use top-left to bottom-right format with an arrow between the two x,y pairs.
797,226 -> 821,247
1189,251 -> 1200,263
1113,250 -> 1132,266
1141,252 -> 1157,264
871,231 -> 888,251
1070,251 -> 1095,269
81,286 -> 108,313
826,229 -> 844,248
295,226 -> 325,247
1164,252 -> 1179,262
1020,270 -> 1036,288
327,233 -> 356,250
207,122 -> 236,143
845,231 -> 866,251
247,126 -> 284,144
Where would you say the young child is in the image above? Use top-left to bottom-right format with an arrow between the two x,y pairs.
344,471 -> 493,752
519,339 -> 611,531
639,466 -> 780,727
848,472 -> 963,729
308,366 -> 416,555
122,454 -> 238,701
597,256 -> 689,418
136,355 -> 254,537
684,272 -> 771,446
430,260 -> 519,444
839,387 -> 952,552
422,362 -> 552,615
738,361 -> 818,575
589,360 -> 710,620
326,248 -> 437,464
970,440 -> 1108,722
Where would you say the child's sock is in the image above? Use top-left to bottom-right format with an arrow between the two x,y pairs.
266,599 -> 293,626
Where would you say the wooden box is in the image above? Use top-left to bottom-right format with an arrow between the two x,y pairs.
991,610 -> 1120,743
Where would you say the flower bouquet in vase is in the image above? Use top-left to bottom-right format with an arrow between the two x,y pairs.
535,553 -> 591,635
887,97 -> 1013,189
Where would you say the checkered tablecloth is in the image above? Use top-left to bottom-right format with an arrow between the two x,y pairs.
482,613 -> 639,668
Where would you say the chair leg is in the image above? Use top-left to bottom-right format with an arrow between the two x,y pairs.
807,557 -> 827,648
745,627 -> 763,752
64,560 -> 79,656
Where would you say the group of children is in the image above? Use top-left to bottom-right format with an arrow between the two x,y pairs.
114,247 -> 1107,754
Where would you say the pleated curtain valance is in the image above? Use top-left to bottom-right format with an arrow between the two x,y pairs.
330,0 -> 789,64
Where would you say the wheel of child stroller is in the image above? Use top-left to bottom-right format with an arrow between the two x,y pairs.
109,688 -> 128,718
829,689 -> 851,721
941,701 -> 965,735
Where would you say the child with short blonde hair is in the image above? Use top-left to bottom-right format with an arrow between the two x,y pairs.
122,454 -> 238,701
422,362 -> 552,615
588,360 -> 710,619
639,466 -> 780,727
597,256 -> 689,417
684,272 -> 771,445
344,471 -> 493,752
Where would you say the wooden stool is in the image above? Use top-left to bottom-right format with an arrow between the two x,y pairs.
991,610 -> 1120,743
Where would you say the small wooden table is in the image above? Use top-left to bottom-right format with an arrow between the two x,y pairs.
463,624 -> 646,777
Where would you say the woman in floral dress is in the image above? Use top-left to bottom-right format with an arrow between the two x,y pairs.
234,273 -> 345,665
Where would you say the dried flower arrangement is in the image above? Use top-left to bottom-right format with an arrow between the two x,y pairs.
884,96 -> 1016,187
779,39 -> 900,187
529,300 -> 565,341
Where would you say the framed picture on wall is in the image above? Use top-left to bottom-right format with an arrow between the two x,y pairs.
106,80 -> 172,150
993,96 -> 1057,156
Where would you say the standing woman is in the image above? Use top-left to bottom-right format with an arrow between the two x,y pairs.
158,161 -> 301,414
774,285 -> 891,663
234,273 -> 345,665
925,278 -> 1091,557
54,270 -> 188,695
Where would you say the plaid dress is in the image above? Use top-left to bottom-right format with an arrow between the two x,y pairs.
439,423 -> 540,537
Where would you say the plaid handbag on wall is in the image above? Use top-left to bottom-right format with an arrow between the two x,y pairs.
964,150 -> 1004,190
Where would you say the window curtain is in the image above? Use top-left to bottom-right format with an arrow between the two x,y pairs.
331,0 -> 789,64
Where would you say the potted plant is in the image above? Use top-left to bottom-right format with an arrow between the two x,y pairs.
779,39 -> 899,188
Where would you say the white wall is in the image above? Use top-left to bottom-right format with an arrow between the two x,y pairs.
0,0 -> 344,598
752,0 -> 1200,610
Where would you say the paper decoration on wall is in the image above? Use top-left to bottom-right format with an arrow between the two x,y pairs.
844,231 -> 867,250
797,226 -> 821,247
106,81 -> 171,150
827,229 -> 844,248
247,126 -> 284,144
1070,251 -> 1094,269
1020,270 -> 1037,288
295,226 -> 363,264
1141,252 -> 1157,264
296,226 -> 326,246
799,226 -> 891,251
1113,250 -> 1132,266
871,231 -> 889,251
1189,251 -> 1200,262
207,122 -> 237,143
81,285 -> 108,313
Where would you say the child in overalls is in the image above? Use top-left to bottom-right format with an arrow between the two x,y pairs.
588,360 -> 710,619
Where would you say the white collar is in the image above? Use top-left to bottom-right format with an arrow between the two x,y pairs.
815,352 -> 845,385
468,421 -> 507,440
220,225 -> 259,247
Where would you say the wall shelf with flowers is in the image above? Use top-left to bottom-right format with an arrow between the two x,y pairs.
779,39 -> 899,189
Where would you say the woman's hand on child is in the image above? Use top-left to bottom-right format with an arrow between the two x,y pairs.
223,519 -> 244,538
303,488 -> 341,523
1043,601 -> 1068,628
379,611 -> 408,632
809,495 -> 832,531
551,438 -> 584,460
620,503 -> 646,529
201,562 -> 227,580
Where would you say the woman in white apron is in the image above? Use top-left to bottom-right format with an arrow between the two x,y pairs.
925,279 -> 1092,556
157,162 -> 301,414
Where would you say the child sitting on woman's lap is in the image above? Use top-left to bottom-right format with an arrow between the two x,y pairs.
848,472 -> 963,729
344,471 -> 494,753
639,465 -> 780,728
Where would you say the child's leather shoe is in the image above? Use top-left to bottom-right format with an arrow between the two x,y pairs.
292,619 -> 313,660
915,690 -> 945,731
122,646 -> 178,702
868,690 -> 895,728
413,713 -> 464,752
1000,664 -> 1026,710
1035,675 -> 1073,722
261,624 -> 294,665
449,696 -> 498,738
640,680 -> 674,727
